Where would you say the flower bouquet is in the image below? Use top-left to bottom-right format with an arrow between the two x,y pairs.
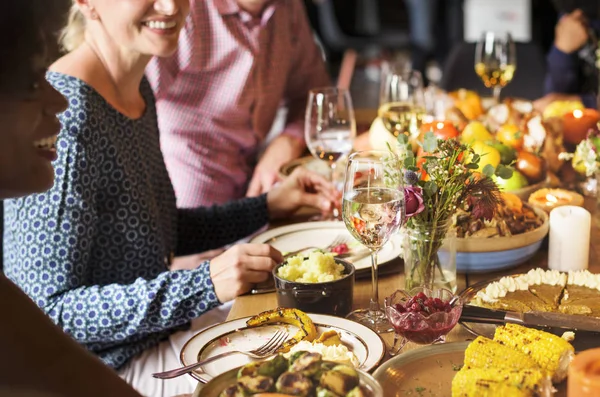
395,132 -> 512,290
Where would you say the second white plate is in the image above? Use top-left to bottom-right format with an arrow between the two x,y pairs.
250,221 -> 403,271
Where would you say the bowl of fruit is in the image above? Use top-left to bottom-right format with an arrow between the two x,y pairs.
384,287 -> 463,355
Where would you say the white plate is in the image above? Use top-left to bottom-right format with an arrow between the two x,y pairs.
180,313 -> 386,383
250,221 -> 403,271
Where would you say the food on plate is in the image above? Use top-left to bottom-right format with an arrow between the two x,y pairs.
472,268 -> 600,317
460,121 -> 493,144
542,100 -> 584,119
464,336 -> 539,371
452,324 -> 574,396
492,170 -> 528,191
451,367 -> 549,397
288,340 -> 359,368
515,151 -> 546,184
220,353 -> 373,397
496,123 -> 523,150
453,193 -> 544,238
247,308 -> 318,352
315,330 -> 344,347
448,89 -> 484,120
277,252 -> 346,283
494,323 -> 574,383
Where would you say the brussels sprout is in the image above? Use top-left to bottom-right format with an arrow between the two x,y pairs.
312,361 -> 338,382
257,354 -> 288,379
319,369 -> 359,396
346,385 -> 372,397
316,386 -> 342,397
288,350 -> 309,366
331,364 -> 358,379
276,371 -> 313,396
219,384 -> 246,397
237,362 -> 260,378
289,352 -> 322,376
237,375 -> 274,394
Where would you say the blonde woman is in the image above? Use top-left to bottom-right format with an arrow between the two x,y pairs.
3,0 -> 336,396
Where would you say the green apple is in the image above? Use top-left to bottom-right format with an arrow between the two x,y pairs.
493,171 -> 529,191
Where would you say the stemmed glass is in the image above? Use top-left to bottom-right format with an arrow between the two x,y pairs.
305,87 -> 357,218
474,31 -> 517,103
342,150 -> 405,333
378,67 -> 425,140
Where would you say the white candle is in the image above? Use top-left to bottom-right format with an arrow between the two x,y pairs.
548,206 -> 591,271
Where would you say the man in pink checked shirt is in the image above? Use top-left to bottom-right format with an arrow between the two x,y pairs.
146,0 -> 330,208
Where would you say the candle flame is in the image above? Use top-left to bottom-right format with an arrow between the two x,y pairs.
573,109 -> 583,119
436,122 -> 445,129
546,194 -> 558,203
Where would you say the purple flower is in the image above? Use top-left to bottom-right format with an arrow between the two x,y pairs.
404,186 -> 425,218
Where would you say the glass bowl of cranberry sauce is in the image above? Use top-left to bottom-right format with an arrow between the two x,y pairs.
384,287 -> 463,355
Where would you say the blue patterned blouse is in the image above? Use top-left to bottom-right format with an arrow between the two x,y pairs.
3,71 -> 269,369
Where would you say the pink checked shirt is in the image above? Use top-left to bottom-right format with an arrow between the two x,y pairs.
146,0 -> 330,208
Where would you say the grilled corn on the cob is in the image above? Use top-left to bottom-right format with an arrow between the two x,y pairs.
493,323 -> 574,382
464,336 -> 540,371
451,367 -> 552,397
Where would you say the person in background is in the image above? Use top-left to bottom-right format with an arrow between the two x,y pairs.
145,0 -> 331,208
2,0 -> 336,395
0,1 -> 186,396
402,0 -> 463,85
535,5 -> 600,111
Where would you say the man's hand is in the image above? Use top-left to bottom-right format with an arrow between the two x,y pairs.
246,135 -> 305,197
555,9 -> 589,54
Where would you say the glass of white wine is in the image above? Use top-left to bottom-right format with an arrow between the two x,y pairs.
305,87 -> 356,218
474,31 -> 517,103
378,67 -> 425,140
342,150 -> 405,333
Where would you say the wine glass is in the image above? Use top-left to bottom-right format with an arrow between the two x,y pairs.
474,31 -> 517,103
305,87 -> 357,218
378,67 -> 425,140
342,150 -> 405,333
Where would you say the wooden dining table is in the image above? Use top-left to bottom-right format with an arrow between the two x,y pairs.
225,196 -> 600,358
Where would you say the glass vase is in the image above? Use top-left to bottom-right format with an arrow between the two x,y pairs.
403,220 -> 457,292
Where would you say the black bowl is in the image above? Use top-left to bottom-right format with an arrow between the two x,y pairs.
272,258 -> 355,316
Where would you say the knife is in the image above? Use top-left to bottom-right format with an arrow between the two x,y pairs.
461,305 -> 600,333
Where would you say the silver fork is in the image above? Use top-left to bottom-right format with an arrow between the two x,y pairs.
151,329 -> 288,379
283,235 -> 348,259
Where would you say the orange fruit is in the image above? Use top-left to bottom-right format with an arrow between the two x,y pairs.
496,124 -> 524,150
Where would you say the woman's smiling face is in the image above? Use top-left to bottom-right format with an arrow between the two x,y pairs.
0,48 -> 67,199
89,0 -> 190,58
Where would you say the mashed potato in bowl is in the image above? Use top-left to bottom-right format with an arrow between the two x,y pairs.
277,252 -> 346,283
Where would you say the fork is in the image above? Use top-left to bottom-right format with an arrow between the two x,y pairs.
151,329 -> 288,379
283,235 -> 348,259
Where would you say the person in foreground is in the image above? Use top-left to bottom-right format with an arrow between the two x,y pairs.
2,0 -> 336,396
145,0 -> 330,207
0,1 -> 168,396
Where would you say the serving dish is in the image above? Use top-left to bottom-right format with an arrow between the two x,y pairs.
180,313 -> 386,383
273,258 -> 355,317
455,207 -> 548,273
196,362 -> 383,397
372,341 -> 567,397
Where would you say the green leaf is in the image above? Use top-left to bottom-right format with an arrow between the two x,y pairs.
482,164 -> 495,177
465,163 -> 479,169
423,131 -> 438,153
397,134 -> 409,145
471,154 -> 480,163
404,157 -> 415,168
496,164 -> 514,179
423,181 -> 438,195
